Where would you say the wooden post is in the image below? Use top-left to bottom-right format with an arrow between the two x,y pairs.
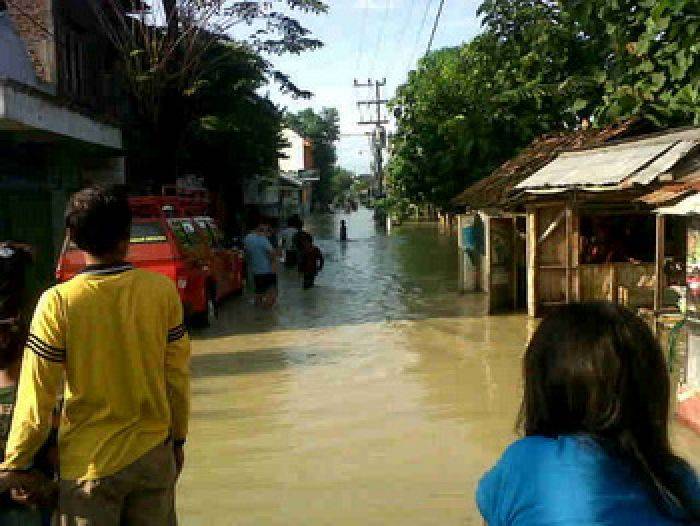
512,215 -> 518,311
484,215 -> 492,298
527,208 -> 538,317
655,215 -> 666,312
571,209 -> 580,301
565,206 -> 572,303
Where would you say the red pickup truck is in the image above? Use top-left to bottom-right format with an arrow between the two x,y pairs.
56,194 -> 244,327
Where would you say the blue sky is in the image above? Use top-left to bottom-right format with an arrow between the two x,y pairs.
261,0 -> 484,174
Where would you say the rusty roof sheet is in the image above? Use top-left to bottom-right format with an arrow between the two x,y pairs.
451,121 -> 636,209
516,128 -> 700,192
639,170 -> 700,205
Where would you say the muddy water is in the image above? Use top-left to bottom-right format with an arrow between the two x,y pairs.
179,208 -> 700,525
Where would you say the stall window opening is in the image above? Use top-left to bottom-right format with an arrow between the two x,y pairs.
579,214 -> 655,264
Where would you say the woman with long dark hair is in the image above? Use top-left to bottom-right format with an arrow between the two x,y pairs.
477,302 -> 699,525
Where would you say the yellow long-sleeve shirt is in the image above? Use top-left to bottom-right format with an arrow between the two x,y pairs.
2,264 -> 191,481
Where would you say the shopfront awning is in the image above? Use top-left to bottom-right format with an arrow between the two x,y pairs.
656,193 -> 700,216
0,79 -> 122,150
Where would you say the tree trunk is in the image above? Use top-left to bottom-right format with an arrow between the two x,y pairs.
162,0 -> 178,40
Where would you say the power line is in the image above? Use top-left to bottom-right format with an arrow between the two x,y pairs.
354,2 -> 369,73
426,0 -> 447,55
369,0 -> 392,77
405,0 -> 435,73
386,0 -> 418,81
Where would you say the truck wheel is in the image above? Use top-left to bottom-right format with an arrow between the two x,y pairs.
193,286 -> 217,328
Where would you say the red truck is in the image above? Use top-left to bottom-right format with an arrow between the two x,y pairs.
56,192 -> 244,327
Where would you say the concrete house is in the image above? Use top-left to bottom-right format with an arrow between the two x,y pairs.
0,0 -> 124,288
279,128 -> 317,218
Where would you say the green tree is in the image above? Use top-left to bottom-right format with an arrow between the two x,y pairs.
286,108 -> 340,207
86,1 -> 328,187
176,43 -> 285,232
563,0 -> 700,126
330,167 -> 356,201
388,0 -> 699,209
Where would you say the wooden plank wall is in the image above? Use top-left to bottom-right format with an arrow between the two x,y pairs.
579,263 -> 655,307
536,205 -> 568,309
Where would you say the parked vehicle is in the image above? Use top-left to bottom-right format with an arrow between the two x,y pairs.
56,193 -> 244,327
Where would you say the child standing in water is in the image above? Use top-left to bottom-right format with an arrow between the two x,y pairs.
477,302 -> 699,525
0,242 -> 56,525
298,233 -> 324,290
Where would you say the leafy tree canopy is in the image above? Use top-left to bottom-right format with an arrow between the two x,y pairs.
330,167 -> 356,201
388,0 -> 699,209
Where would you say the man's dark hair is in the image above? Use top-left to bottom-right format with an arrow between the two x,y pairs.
520,302 -> 698,520
66,186 -> 131,257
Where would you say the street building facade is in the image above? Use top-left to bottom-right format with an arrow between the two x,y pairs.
0,0 -> 124,290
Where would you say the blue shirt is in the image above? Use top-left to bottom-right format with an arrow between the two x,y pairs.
477,435 -> 700,526
244,232 -> 275,275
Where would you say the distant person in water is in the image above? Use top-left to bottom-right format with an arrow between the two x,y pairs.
244,221 -> 279,308
477,302 -> 699,525
340,220 -> 347,242
298,233 -> 324,290
280,216 -> 302,269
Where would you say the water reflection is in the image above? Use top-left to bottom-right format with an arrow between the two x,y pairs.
179,209 -> 700,525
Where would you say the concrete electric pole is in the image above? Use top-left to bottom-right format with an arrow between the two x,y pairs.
354,78 -> 388,197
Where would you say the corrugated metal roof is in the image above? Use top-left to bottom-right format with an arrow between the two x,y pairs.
657,193 -> 700,215
630,140 -> 699,185
451,121 -> 637,208
516,129 -> 700,191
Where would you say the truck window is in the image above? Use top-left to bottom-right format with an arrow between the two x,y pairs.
130,222 -> 168,244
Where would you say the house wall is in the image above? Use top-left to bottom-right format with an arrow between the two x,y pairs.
0,80 -> 122,148
0,11 -> 43,89
279,129 -> 305,173
0,142 -> 94,293
5,0 -> 55,85
0,1 -> 124,292
303,140 -> 314,170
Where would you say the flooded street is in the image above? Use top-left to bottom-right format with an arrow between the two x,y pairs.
179,208 -> 700,525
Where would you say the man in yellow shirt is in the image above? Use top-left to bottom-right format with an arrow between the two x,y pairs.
1,186 -> 191,525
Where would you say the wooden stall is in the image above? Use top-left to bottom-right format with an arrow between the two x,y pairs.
526,202 -> 679,317
452,121 -> 641,315
519,127 -> 700,318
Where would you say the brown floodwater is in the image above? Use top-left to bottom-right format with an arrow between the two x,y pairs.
179,208 -> 700,525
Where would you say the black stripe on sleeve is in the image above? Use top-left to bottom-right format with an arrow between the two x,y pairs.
26,337 -> 65,363
167,324 -> 186,343
27,334 -> 64,355
27,334 -> 65,359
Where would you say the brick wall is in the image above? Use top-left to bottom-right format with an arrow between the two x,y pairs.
6,0 -> 55,84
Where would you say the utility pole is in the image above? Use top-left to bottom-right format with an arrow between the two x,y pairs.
354,78 -> 388,197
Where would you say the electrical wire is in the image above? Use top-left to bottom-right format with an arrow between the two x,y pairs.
425,0 -> 447,55
405,0 -> 435,73
386,0 -> 418,81
354,0 -> 369,74
368,0 -> 391,77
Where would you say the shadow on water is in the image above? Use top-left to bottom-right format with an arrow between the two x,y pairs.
192,209 -> 487,338
191,346 -> 336,378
